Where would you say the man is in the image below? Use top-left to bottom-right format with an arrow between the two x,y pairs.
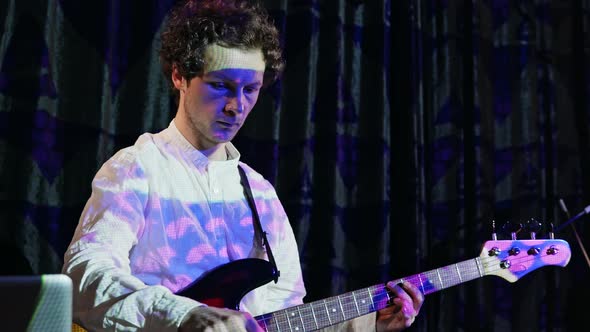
62,0 -> 424,331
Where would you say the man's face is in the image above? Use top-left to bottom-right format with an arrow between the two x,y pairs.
174,45 -> 267,152
180,67 -> 264,150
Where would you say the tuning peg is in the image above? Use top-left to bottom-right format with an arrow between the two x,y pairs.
524,218 -> 542,239
491,220 -> 498,240
502,221 -> 523,240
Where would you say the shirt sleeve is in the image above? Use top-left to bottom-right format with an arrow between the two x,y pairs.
62,149 -> 201,331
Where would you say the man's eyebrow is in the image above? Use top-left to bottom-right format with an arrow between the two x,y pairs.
246,81 -> 263,87
205,73 -> 263,86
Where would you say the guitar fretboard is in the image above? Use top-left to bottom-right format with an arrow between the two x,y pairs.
255,257 -> 483,331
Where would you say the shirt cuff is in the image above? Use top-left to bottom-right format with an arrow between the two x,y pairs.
151,286 -> 203,330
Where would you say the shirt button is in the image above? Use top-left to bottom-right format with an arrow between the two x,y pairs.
213,187 -> 220,194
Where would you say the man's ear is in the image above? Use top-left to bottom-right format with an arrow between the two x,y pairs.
171,65 -> 185,91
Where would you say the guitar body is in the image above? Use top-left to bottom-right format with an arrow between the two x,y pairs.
175,258 -> 278,310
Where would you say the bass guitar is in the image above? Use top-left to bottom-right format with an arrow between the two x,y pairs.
176,238 -> 571,332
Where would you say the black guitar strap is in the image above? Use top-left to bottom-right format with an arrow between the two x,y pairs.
238,165 -> 280,282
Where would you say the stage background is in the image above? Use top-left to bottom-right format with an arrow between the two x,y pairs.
1,0 -> 589,331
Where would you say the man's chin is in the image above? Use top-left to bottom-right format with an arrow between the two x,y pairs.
211,134 -> 235,143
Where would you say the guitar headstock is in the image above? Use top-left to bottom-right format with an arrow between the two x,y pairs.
479,239 -> 571,282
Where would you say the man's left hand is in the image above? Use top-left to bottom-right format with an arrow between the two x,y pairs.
375,281 -> 424,332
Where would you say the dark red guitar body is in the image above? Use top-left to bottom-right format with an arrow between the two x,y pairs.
175,258 -> 279,310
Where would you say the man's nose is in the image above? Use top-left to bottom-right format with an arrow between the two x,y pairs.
225,92 -> 245,113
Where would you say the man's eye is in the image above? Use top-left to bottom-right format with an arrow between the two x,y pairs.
210,82 -> 226,89
245,86 -> 260,94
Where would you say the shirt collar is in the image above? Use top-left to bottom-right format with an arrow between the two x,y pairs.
165,120 -> 241,168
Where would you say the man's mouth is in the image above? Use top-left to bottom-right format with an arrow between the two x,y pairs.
217,120 -> 239,128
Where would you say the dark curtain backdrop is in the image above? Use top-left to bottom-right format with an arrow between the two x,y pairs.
1,0 -> 589,331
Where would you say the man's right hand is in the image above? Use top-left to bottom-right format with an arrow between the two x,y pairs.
179,306 -> 264,332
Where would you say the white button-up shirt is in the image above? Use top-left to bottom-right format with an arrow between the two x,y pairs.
63,120 -> 306,331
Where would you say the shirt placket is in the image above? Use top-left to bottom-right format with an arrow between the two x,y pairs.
208,163 -> 225,253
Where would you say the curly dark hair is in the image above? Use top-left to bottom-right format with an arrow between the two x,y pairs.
159,0 -> 284,101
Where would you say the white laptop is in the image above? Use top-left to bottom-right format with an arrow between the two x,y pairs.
0,274 -> 72,332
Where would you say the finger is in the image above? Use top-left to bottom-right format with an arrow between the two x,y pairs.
399,281 -> 425,310
402,313 -> 416,328
386,282 -> 417,319
386,281 -> 413,304
392,297 -> 417,318
389,283 -> 421,318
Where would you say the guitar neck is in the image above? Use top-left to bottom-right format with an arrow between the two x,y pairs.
256,257 -> 482,331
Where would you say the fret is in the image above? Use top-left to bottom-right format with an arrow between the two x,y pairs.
278,311 -> 291,332
310,302 -> 319,329
423,273 -> 439,294
415,271 -> 435,293
337,295 -> 346,321
369,285 -> 389,311
475,257 -> 484,277
436,268 -> 444,288
455,263 -> 463,282
297,303 -> 317,331
311,300 -> 330,328
260,289 -> 384,332
417,273 -> 425,294
285,307 -> 303,331
267,310 -> 289,332
407,259 -> 482,295
439,264 -> 460,288
437,265 -> 456,287
295,305 -> 311,331
324,297 -> 344,324
285,310 -> 293,332
421,270 -> 440,291
407,273 -> 433,294
271,314 -> 280,332
436,261 -> 478,289
367,288 -> 375,312
458,259 -> 482,280
259,315 -> 269,331
351,291 -> 361,315
354,288 -> 373,315
340,292 -> 359,320
323,300 -> 332,325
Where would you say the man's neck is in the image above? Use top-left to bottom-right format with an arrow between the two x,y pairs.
172,116 -> 228,161
201,145 -> 228,161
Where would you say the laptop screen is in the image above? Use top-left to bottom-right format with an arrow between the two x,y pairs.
0,274 -> 72,332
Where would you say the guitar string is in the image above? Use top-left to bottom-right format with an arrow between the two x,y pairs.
254,247 -> 567,330
256,250 -> 566,329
